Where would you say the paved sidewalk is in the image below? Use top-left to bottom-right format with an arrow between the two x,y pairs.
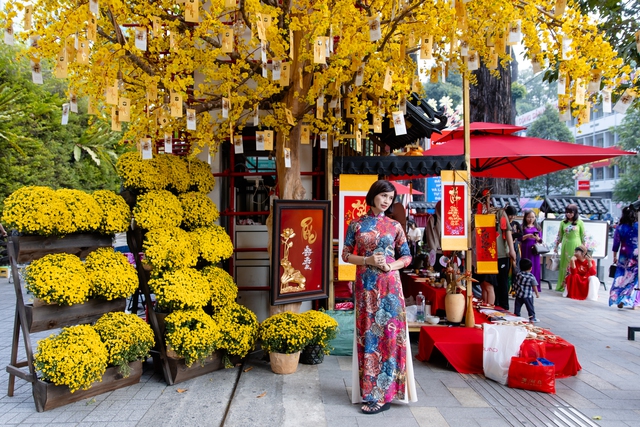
1,274 -> 640,426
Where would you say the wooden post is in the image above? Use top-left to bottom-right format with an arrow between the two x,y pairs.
463,75 -> 475,329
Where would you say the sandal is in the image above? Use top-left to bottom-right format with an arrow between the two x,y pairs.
361,401 -> 391,415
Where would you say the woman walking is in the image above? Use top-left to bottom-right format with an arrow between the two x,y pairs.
554,204 -> 585,292
519,210 -> 543,292
342,180 -> 417,414
609,206 -> 639,309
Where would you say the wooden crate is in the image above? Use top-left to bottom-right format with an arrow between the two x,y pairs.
25,298 -> 126,333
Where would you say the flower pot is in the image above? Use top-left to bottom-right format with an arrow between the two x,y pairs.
160,350 -> 224,385
300,344 -> 325,365
25,298 -> 127,333
445,293 -> 465,324
269,351 -> 300,374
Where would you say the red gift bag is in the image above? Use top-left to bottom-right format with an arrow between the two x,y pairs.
520,339 -> 546,359
507,357 -> 556,394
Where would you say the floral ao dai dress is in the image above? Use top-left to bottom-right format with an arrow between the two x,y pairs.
609,223 -> 640,308
342,210 -> 416,405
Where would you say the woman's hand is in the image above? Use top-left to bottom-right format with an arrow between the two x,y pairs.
371,253 -> 386,268
381,264 -> 391,272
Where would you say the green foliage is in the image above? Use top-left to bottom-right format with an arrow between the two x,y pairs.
0,44 -> 128,213
515,68 -> 557,115
613,105 -> 640,202
519,107 -> 575,196
423,70 -> 463,107
511,82 -> 527,101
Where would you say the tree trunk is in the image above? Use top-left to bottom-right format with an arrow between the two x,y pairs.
469,62 -> 520,196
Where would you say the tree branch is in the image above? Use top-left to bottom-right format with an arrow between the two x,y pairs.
104,8 -> 156,76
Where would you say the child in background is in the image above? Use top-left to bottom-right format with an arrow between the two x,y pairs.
513,258 -> 540,323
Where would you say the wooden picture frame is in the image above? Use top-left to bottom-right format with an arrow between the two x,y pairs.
270,200 -> 331,305
541,219 -> 609,259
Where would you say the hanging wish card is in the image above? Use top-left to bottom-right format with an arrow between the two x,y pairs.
557,72 -> 567,95
152,17 -> 162,36
301,124 -> 310,144
170,91 -> 183,117
280,61 -> 290,86
531,54 -> 542,74
577,103 -> 590,124
89,0 -> 99,15
285,108 -> 295,125
391,111 -> 407,136
140,138 -> 153,160
558,97 -> 571,121
460,39 -> 469,57
106,80 -> 118,105
335,98 -> 342,118
355,63 -> 365,86
373,114 -> 382,133
488,49 -> 499,70
289,29 -> 294,59
399,96 -> 407,114
31,60 -> 43,84
221,28 -> 234,53
118,97 -> 131,122
135,27 -> 147,51
562,37 -> 572,60
253,104 -> 259,126
574,79 -> 586,105
87,97 -> 97,115
383,67 -> 394,91
158,109 -> 169,128
225,0 -> 235,8
284,147 -> 292,168
613,89 -> 635,114
264,130 -> 274,151
54,48 -> 68,78
320,132 -> 328,149
255,131 -> 265,150
588,69 -> 602,93
233,135 -> 243,154
185,0 -> 198,23
164,133 -> 173,154
77,41 -> 90,64
24,5 -> 33,30
69,93 -> 78,113
467,51 -> 479,71
87,16 -> 97,42
4,23 -> 14,46
602,89 -> 612,113
314,37 -> 326,64
256,14 -> 266,41
147,84 -> 157,102
186,109 -> 196,130
170,32 -> 177,51
369,16 -> 381,42
262,63 -> 268,78
636,30 -> 640,53
420,36 -> 433,60
316,104 -> 324,119
412,77 -> 422,94
356,130 -> 362,152
61,103 -> 70,125
111,107 -> 121,131
221,97 -> 230,118
272,59 -> 282,81
554,0 -> 567,17
507,20 -> 521,45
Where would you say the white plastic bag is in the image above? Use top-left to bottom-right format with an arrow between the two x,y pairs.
483,324 -> 528,385
546,255 -> 560,272
405,305 -> 418,322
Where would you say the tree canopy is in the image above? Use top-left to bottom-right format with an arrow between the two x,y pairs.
613,105 -> 640,203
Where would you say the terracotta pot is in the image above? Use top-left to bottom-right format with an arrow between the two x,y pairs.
269,351 -> 300,374
445,293 -> 465,324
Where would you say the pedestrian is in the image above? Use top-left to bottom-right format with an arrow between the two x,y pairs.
423,200 -> 443,272
406,220 -> 422,259
565,245 -> 597,300
519,209 -> 543,292
609,205 -> 639,309
553,204 -> 585,292
495,207 -> 517,310
513,258 -> 539,323
341,179 -> 417,414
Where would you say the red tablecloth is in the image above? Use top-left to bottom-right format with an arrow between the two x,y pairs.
402,272 -> 464,315
416,324 -> 581,378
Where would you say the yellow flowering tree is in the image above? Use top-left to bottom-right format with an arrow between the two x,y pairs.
0,0 -> 631,197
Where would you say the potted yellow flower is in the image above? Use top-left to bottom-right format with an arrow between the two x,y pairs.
299,310 -> 339,365
164,308 -> 221,367
259,312 -> 314,374
25,253 -> 91,306
85,248 -> 138,300
212,302 -> 259,368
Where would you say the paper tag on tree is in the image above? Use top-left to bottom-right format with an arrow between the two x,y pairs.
383,67 -> 394,91
170,91 -> 183,117
613,89 -> 635,114
187,109 -> 196,130
320,132 -> 328,149
69,93 -> 78,113
4,23 -> 14,46
224,0 -> 235,8
531,54 -> 542,74
164,133 -> 173,153
233,135 -> 243,154
460,39 -> 469,57
355,63 -> 365,86
314,37 -> 326,64
31,60 -> 43,84
558,97 -> 571,121
89,0 -> 99,15
562,37 -> 572,60
373,115 -> 382,133
140,138 -> 153,160
24,5 -> 33,30
488,49 -> 499,69
285,108 -> 295,125
280,62 -> 290,86
467,51 -> 479,71
420,36 -> 433,60
87,16 -> 97,41
264,130 -> 274,151
284,147 -> 292,168
106,80 -> 118,105
147,84 -> 157,102
111,107 -> 121,131
253,105 -> 259,126
77,41 -> 90,64
356,130 -> 362,151
399,96 -> 407,114
577,103 -> 590,124
256,14 -> 266,41
61,103 -> 70,125
588,69 -> 602,93
185,0 -> 198,22
272,59 -> 282,81
54,48 -> 68,78
289,29 -> 295,58
392,111 -> 407,135
557,72 -> 567,95
158,110 -> 169,128
554,0 -> 567,17
222,28 -> 234,53
255,131 -> 265,150
118,97 -> 131,122
221,97 -> 229,118
152,17 -> 162,36
369,16 -> 381,41
574,79 -> 586,105
301,124 -> 310,144
87,97 -> 97,115
601,89 -> 612,113
134,27 -> 147,51
507,20 -> 521,45
636,30 -> 640,53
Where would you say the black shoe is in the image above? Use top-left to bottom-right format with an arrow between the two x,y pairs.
361,401 -> 391,415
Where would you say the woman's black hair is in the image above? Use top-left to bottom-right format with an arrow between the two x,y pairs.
365,180 -> 397,216
563,204 -> 579,225
619,205 -> 637,226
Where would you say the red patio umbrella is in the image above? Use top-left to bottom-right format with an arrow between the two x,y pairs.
432,122 -> 527,143
391,181 -> 424,195
424,134 -> 634,180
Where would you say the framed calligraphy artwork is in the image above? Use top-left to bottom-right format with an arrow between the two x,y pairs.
270,200 -> 331,305
440,170 -> 469,251
475,214 -> 498,273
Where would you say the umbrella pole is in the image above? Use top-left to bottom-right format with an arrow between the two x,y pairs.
463,75 -> 475,329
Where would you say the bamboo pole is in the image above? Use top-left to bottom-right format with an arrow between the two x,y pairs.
463,75 -> 475,328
